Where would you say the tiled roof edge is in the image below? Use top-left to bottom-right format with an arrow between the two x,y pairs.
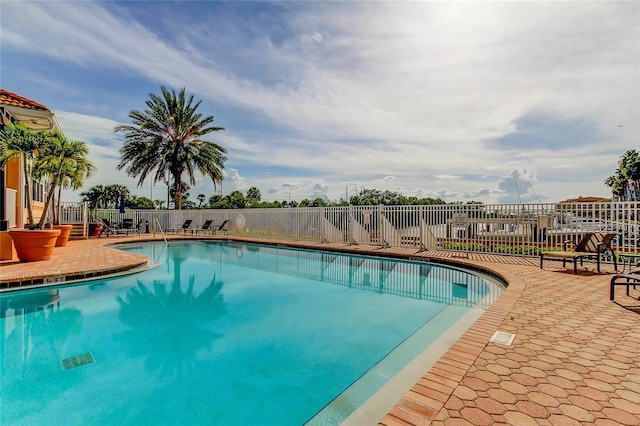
0,89 -> 51,112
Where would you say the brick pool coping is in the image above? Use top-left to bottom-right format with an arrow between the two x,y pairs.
1,234 -> 639,425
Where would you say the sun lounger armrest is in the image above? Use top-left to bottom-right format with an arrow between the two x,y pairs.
611,273 -> 640,281
597,241 -> 613,254
610,273 -> 640,299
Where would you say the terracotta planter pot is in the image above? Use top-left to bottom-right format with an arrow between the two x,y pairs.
53,224 -> 74,247
89,222 -> 103,237
8,229 -> 61,262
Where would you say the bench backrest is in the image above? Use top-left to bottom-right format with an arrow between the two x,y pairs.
576,232 -> 617,253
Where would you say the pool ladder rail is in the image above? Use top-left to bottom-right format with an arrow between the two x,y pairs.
154,219 -> 168,246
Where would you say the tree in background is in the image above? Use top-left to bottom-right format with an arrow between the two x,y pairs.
80,185 -> 459,210
106,184 -> 130,210
197,193 -> 206,208
227,191 -> 247,209
80,184 -> 109,209
348,188 -> 445,206
299,198 -> 327,207
115,86 -> 227,210
81,184 -> 129,209
605,149 -> 640,201
246,186 -> 262,206
127,195 -> 154,209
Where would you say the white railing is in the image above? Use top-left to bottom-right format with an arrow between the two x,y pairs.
56,201 -> 640,256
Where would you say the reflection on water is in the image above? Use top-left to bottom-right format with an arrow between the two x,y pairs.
0,289 -> 84,421
223,242 -> 502,309
116,269 -> 226,377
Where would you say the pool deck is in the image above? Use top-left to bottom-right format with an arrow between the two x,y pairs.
1,234 -> 639,425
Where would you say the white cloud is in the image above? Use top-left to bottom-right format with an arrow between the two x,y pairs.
310,183 -> 329,200
226,169 -> 247,191
497,170 -> 546,203
3,1 -> 636,203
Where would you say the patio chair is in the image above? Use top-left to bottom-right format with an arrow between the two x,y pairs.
212,219 -> 230,235
540,232 -> 618,273
194,220 -> 214,235
610,270 -> 640,300
166,219 -> 193,234
99,219 -> 125,237
118,218 -> 139,235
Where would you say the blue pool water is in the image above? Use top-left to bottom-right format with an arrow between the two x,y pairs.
0,241 -> 503,425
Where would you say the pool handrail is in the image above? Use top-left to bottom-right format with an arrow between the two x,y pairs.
154,219 -> 168,246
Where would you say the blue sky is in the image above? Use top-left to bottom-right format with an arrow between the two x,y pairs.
2,1 -> 638,204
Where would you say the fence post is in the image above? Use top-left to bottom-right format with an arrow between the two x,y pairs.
82,201 -> 88,239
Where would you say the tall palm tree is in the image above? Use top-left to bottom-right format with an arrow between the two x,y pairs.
115,86 -> 227,210
54,153 -> 95,224
0,123 -> 50,228
34,132 -> 95,227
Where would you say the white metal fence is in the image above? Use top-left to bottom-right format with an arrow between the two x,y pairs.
58,201 -> 640,256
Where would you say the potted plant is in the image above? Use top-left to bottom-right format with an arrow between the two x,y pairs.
35,131 -> 94,246
88,221 -> 103,237
0,123 -> 61,260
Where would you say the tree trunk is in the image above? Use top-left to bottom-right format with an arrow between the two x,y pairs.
173,173 -> 182,210
23,155 -> 35,228
38,176 -> 60,228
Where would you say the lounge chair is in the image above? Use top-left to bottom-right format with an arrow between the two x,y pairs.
540,232 -> 618,273
194,220 -> 214,235
99,219 -> 135,237
117,218 -> 139,235
166,219 -> 193,234
98,219 -> 117,237
610,270 -> 640,300
212,219 -> 230,235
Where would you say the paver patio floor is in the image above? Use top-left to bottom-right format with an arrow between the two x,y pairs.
1,234 -> 639,425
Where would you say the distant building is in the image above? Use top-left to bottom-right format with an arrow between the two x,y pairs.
558,196 -> 610,203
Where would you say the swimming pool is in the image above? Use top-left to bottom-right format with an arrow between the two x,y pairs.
0,241 -> 504,425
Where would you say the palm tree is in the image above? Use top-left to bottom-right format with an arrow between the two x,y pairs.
170,182 -> 191,206
619,150 -> 640,200
605,149 -> 640,201
246,187 -> 261,204
197,193 -> 206,208
105,184 -> 130,209
0,123 -> 50,228
115,86 -> 227,210
54,154 -> 95,224
604,171 -> 628,201
33,132 -> 95,226
80,184 -> 109,209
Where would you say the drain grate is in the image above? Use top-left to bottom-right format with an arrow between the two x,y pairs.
490,331 -> 516,346
62,352 -> 95,370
